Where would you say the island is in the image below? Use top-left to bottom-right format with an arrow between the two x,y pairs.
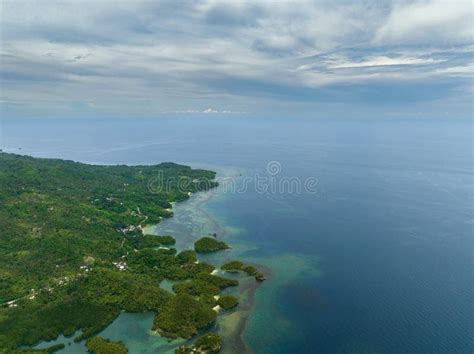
217,295 -> 239,310
85,337 -> 128,354
194,236 -> 230,253
175,333 -> 222,353
221,260 -> 265,281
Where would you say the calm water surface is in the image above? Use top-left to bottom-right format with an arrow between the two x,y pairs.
1,117 -> 472,353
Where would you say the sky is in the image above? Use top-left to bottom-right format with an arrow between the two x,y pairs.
0,0 -> 473,119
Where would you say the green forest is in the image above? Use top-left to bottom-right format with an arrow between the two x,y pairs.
0,153 -> 220,351
0,153 -> 265,353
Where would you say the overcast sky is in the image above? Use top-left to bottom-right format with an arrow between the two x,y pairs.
1,0 -> 473,119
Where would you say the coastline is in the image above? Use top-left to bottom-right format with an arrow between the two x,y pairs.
147,167 -> 265,352
27,165 -> 267,354
218,263 -> 272,354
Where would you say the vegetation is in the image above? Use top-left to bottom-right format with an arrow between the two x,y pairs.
194,273 -> 239,289
152,294 -> 217,339
85,336 -> 128,354
221,260 -> 244,272
176,333 -> 222,353
194,333 -> 222,352
0,298 -> 121,348
194,237 -> 230,253
127,234 -> 176,250
221,260 -> 259,277
173,280 -> 220,297
217,295 -> 239,310
0,153 -> 216,303
176,250 -> 197,264
243,265 -> 257,275
73,268 -> 170,313
0,153 -> 264,352
0,153 -> 218,350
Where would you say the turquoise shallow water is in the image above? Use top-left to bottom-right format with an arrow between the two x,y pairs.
2,117 -> 473,353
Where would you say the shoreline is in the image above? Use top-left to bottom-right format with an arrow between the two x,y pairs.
219,262 -> 272,354
146,167 -> 265,352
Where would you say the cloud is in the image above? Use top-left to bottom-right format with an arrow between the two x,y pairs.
0,0 -> 473,118
435,64 -> 474,75
375,0 -> 473,45
202,108 -> 220,113
327,56 -> 444,69
162,108 -> 245,114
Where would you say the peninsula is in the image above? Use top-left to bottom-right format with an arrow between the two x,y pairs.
0,153 -> 264,353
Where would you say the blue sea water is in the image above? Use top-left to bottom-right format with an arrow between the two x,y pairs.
1,117 -> 472,353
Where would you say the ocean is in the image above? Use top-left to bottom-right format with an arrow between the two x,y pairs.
1,116 -> 472,353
